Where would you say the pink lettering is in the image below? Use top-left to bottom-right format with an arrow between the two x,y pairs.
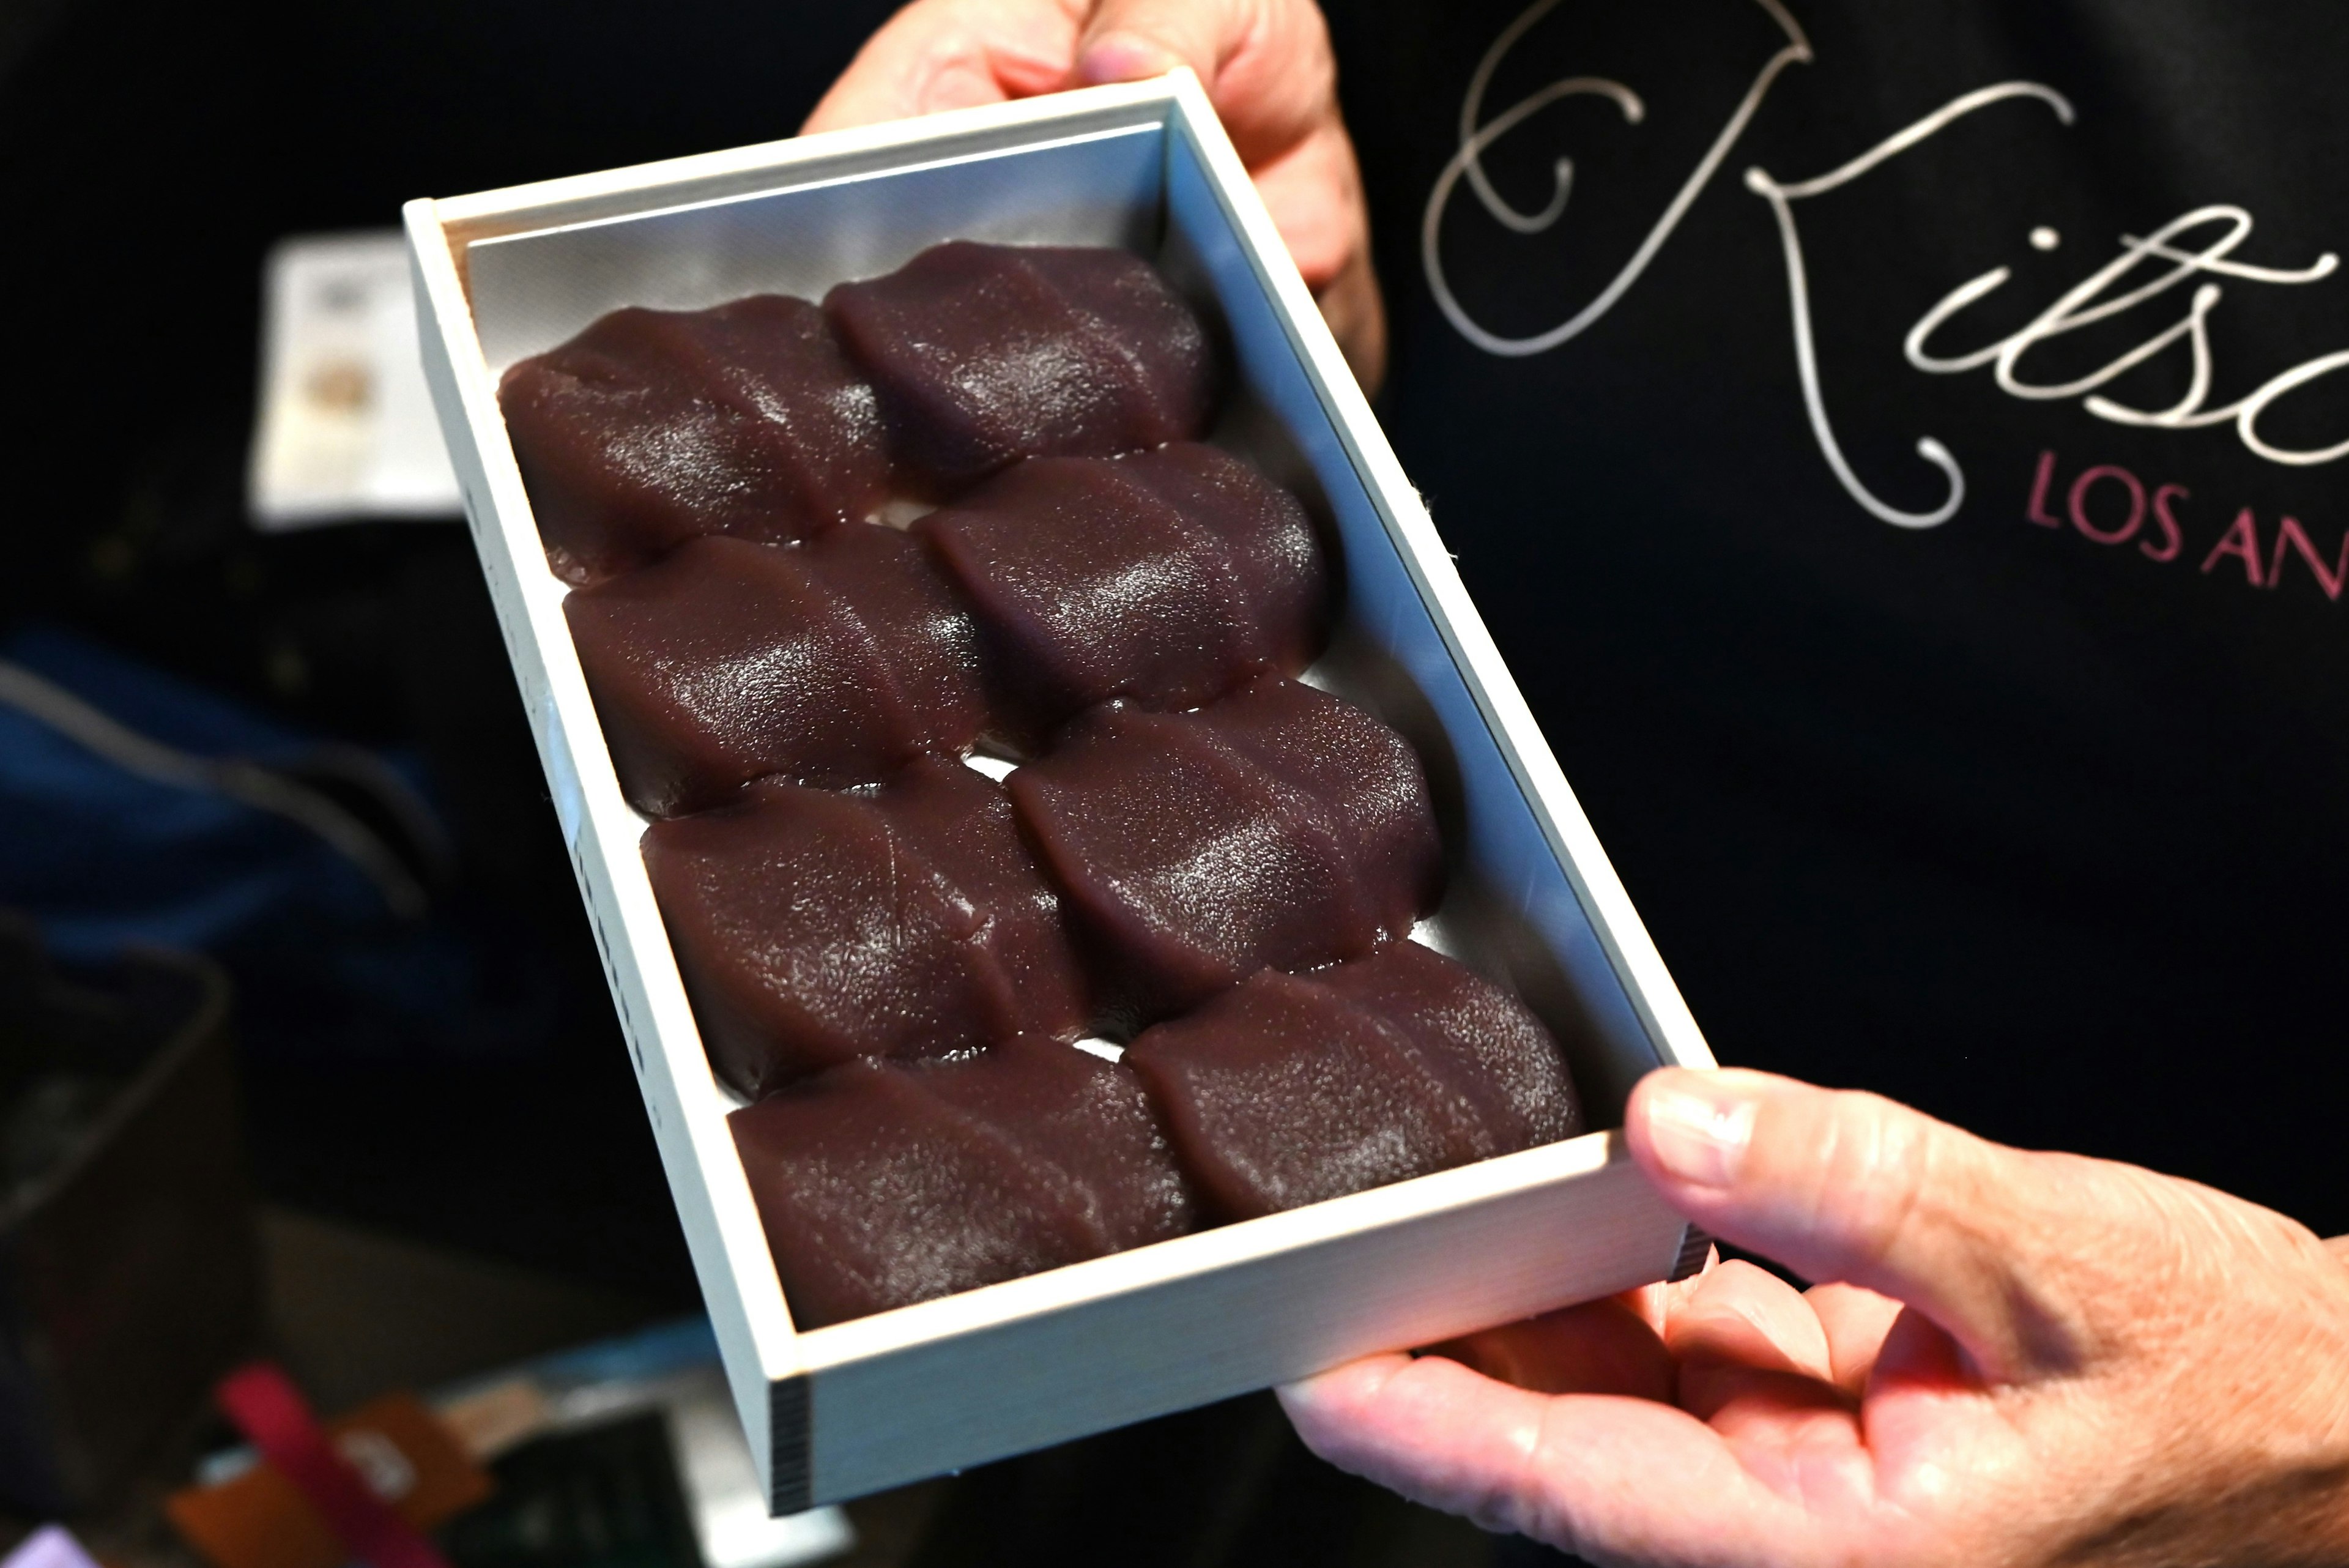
2267,516 -> 2348,600
2068,464 -> 2146,545
2019,453 -> 2344,605
2144,485 -> 2188,562
2025,450 -> 2064,527
2200,509 -> 2267,585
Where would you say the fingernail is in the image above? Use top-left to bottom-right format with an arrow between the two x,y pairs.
1641,1075 -> 1757,1189
1077,31 -> 1182,86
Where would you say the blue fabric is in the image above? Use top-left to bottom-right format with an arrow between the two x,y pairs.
0,624 -> 387,962
0,625 -> 557,1063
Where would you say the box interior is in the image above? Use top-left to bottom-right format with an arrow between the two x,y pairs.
455,105 -> 1669,1269
418,84 -> 1717,1503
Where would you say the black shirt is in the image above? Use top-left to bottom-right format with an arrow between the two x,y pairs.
1327,0 -> 2349,1230
6,0 -> 2339,1261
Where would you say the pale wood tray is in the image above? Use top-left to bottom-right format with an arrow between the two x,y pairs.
406,70 -> 1715,1512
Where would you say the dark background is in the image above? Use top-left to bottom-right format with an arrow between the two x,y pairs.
1334,0 -> 2349,1240
6,0 -> 2346,1282
4,4 -> 2345,1560
0,0 -> 917,1296
0,6 -> 1528,1561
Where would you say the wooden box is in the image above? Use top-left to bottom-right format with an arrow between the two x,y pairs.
404,70 -> 1715,1514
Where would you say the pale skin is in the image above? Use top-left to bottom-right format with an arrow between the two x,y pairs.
811,6 -> 2349,1561
803,0 -> 1386,389
1293,1069 -> 2349,1566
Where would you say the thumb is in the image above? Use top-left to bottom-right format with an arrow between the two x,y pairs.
1626,1068 -> 2095,1381
1074,0 -> 1333,165
1074,0 -> 1226,84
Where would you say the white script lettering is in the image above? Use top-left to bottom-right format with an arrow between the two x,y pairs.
1426,0 -> 2349,531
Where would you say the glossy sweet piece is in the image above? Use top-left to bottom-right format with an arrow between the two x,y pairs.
917,445 -> 1326,748
644,759 -> 1089,1097
566,529 -> 987,817
1126,942 -> 1583,1222
729,1036 -> 1200,1329
500,295 -> 891,585
1008,678 -> 1443,1029
826,242 -> 1215,495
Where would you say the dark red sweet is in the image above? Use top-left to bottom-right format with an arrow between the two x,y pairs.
729,1036 -> 1200,1329
1007,678 -> 1443,1029
1125,942 -> 1582,1222
826,242 -> 1215,495
1189,673 -> 1441,918
645,759 -> 1089,1097
916,445 -> 1326,748
500,294 -> 891,585
565,529 -> 986,817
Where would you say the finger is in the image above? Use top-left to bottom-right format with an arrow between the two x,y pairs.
1071,0 -> 1382,382
1806,1283 -> 1907,1398
1663,1260 -> 1846,1427
1664,1260 -> 1835,1381
1616,1277 -> 1675,1340
1423,1293 -> 1675,1401
1643,1245 -> 1723,1323
1627,1068 -> 2097,1381
1281,1353 -> 1835,1565
803,0 -> 1086,133
1075,0 -> 1337,165
1247,121 -> 1386,385
1247,118 -> 1365,288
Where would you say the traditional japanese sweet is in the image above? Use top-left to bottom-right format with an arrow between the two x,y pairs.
916,444 -> 1327,748
644,759 -> 1089,1098
1008,678 -> 1444,1029
729,1035 -> 1200,1329
501,295 -> 891,585
1124,942 -> 1581,1221
566,529 -> 987,817
826,242 -> 1215,495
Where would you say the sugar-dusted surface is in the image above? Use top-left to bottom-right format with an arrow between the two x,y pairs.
567,529 -> 986,817
1009,680 -> 1441,1031
730,1037 -> 1197,1331
828,241 -> 1214,496
644,759 -> 1088,1098
919,444 -> 1324,749
501,295 -> 889,585
1127,942 -> 1583,1222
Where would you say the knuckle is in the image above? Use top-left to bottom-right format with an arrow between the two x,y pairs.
1807,1089 -> 1939,1270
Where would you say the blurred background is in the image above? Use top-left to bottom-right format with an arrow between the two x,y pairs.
25,1 -> 2349,1562
0,2 -> 1512,1565
0,0 -> 913,1295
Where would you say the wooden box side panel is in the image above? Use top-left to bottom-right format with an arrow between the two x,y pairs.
1162,82 -> 1716,1085
403,72 -> 1722,1515
403,201 -> 802,1445
799,1146 -> 1687,1504
433,81 -> 1184,248
461,120 -> 1168,374
1156,87 -> 1712,1114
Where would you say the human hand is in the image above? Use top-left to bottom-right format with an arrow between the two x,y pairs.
1283,1068 -> 2349,1566
805,0 -> 1385,389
